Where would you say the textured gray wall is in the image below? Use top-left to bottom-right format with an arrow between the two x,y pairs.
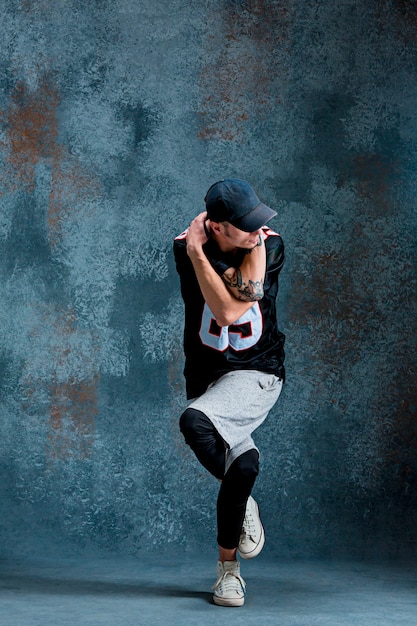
1,0 -> 416,560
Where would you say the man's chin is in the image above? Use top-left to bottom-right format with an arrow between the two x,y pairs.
237,244 -> 258,252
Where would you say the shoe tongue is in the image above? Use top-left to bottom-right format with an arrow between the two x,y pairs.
223,560 -> 239,572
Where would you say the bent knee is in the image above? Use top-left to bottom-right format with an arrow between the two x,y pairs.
179,408 -> 208,439
230,450 -> 259,481
179,408 -> 196,436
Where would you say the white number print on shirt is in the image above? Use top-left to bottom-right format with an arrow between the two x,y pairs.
199,302 -> 263,352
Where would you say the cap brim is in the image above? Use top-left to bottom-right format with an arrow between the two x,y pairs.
231,202 -> 277,232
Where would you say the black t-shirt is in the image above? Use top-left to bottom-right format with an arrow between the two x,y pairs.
173,227 -> 286,399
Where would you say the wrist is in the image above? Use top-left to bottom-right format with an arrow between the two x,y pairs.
187,243 -> 207,263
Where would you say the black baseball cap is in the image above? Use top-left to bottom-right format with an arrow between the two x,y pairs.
205,178 -> 277,232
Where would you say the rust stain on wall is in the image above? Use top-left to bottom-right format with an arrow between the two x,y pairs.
0,79 -> 62,192
18,304 -> 100,460
289,245 -> 367,377
47,307 -> 99,460
48,158 -> 100,248
48,376 -> 98,460
353,153 -> 400,214
377,0 -> 417,46
289,143 -> 417,491
289,150 -> 401,367
0,77 -> 101,458
198,0 -> 292,141
0,76 -> 100,247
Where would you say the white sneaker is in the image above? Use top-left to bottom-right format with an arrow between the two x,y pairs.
212,560 -> 246,607
238,495 -> 265,559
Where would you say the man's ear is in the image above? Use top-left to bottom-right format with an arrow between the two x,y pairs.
210,221 -> 222,235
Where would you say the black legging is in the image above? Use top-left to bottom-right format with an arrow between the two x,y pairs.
180,407 -> 259,549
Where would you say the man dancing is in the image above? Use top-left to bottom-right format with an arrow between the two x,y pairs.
174,178 -> 285,606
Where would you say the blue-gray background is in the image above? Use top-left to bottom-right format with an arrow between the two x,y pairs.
1,0 -> 416,561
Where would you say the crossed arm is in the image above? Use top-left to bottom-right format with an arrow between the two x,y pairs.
186,212 -> 266,327
222,238 -> 265,302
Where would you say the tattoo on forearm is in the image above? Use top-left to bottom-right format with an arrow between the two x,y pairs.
224,268 -> 243,288
223,269 -> 264,301
238,279 -> 264,301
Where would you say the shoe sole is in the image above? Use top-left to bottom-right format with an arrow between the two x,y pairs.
238,523 -> 265,559
213,595 -> 245,607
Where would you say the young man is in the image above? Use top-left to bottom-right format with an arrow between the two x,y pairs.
173,178 -> 285,607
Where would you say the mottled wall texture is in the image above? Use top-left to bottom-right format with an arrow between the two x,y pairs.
1,0 -> 416,560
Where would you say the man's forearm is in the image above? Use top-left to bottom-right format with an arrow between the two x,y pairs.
222,267 -> 264,301
222,236 -> 266,302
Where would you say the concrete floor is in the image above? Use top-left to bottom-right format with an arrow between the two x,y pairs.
1,553 -> 416,626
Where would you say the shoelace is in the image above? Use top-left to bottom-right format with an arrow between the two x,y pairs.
213,569 -> 246,593
241,510 -> 257,539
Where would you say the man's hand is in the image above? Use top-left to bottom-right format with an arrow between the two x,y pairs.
186,211 -> 209,260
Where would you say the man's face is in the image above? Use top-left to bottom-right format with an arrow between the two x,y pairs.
220,222 -> 262,250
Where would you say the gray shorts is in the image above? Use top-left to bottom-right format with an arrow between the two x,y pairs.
188,370 -> 283,471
